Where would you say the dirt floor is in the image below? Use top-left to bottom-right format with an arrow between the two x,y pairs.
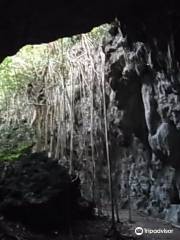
1,209 -> 180,240
0,212 -> 134,240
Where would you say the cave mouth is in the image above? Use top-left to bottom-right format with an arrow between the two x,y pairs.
1,11 -> 180,238
0,22 -> 111,164
0,23 -> 118,233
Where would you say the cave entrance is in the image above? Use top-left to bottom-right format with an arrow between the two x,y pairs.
0,23 -> 121,228
1,16 -> 180,238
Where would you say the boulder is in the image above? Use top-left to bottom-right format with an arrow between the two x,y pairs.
0,152 -> 93,232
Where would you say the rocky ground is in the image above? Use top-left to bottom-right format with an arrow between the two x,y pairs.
0,216 -> 133,240
1,209 -> 180,240
0,151 -> 96,239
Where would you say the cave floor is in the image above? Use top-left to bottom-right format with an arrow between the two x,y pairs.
1,210 -> 180,240
119,209 -> 180,240
0,216 -> 133,240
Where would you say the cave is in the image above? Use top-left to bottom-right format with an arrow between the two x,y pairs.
1,1 -> 180,240
0,1 -> 180,61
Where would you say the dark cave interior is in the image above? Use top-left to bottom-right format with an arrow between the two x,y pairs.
0,0 -> 180,60
1,1 -> 180,240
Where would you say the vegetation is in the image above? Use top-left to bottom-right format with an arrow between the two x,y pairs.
0,123 -> 34,161
0,23 -> 122,229
0,144 -> 30,161
0,24 -> 110,162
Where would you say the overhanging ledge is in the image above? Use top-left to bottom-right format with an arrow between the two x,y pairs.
0,0 -> 179,60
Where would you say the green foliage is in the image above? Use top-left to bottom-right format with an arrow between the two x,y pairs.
0,44 -> 49,109
0,23 -> 110,163
0,143 -> 33,161
89,24 -> 110,42
0,24 -> 109,110
0,123 -> 35,161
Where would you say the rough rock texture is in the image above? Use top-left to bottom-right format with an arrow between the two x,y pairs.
0,0 -> 180,60
0,152 -> 94,231
103,19 -> 180,223
1,0 -> 180,226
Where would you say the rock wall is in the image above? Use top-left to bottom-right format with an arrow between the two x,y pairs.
1,0 -> 180,224
103,20 -> 180,223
